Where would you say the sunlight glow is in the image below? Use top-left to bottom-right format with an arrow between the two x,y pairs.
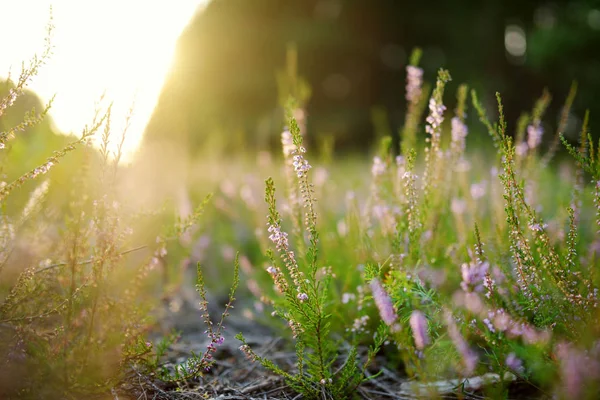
0,0 -> 205,161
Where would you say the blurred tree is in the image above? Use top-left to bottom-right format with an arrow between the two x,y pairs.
142,0 -> 600,155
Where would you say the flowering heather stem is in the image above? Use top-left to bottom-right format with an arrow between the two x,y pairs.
401,48 -> 426,156
370,278 -> 397,327
422,69 -> 451,221
409,310 -> 429,350
444,310 -> 478,376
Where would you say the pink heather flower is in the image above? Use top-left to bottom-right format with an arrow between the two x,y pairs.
461,261 -> 489,292
370,278 -> 397,326
341,293 -> 355,304
371,156 -> 386,177
528,222 -> 548,232
409,310 -> 430,350
406,65 -> 423,103
527,123 -> 543,149
292,154 -> 311,178
505,353 -> 524,374
351,315 -> 369,333
556,343 -> 600,399
451,198 -> 467,215
451,117 -> 468,149
281,129 -> 295,156
297,292 -> 308,302
515,141 -> 529,156
445,310 -> 478,376
425,98 -> 446,135
470,181 -> 487,200
267,224 -> 289,250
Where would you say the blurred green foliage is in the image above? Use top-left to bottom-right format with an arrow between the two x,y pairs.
143,0 -> 600,155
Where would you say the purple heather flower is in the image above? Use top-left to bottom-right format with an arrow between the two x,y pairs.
445,310 -> 478,376
267,224 -> 289,250
370,278 -> 397,326
461,261 -> 489,292
425,98 -> 447,135
409,310 -> 430,350
505,352 -> 524,374
406,65 -> 423,103
556,343 -> 600,399
292,154 -> 311,178
451,117 -> 468,149
527,123 -> 543,149
297,292 -> 308,302
515,141 -> 529,156
470,181 -> 487,200
371,156 -> 386,177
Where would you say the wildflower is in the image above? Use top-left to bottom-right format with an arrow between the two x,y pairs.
505,353 -> 524,374
460,261 -> 489,292
350,315 -> 369,333
281,129 -> 295,157
288,319 -> 303,338
266,266 -> 277,275
371,156 -> 386,177
297,292 -> 308,302
21,179 -> 49,218
337,220 -> 348,237
409,310 -> 430,350
267,224 -> 289,250
292,153 -> 311,178
266,265 -> 288,293
556,343 -> 600,399
451,116 -> 468,150
445,310 -> 478,376
342,292 -> 355,304
451,198 -> 467,215
470,181 -> 487,200
425,98 -> 446,135
406,65 -> 423,103
239,344 -> 258,362
528,222 -> 548,232
31,161 -> 54,178
159,246 -> 167,257
370,278 -> 397,326
483,318 -> 495,333
515,142 -> 529,156
527,123 -> 543,149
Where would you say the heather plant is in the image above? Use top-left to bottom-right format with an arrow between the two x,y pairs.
219,47 -> 600,399
0,20 -> 225,398
235,104 -> 385,399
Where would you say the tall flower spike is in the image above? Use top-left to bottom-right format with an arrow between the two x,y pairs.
406,65 -> 423,103
409,310 -> 430,350
370,278 -> 397,326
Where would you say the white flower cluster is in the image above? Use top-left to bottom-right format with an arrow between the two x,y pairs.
267,223 -> 289,251
451,116 -> 468,149
371,156 -> 386,177
425,98 -> 446,135
31,161 -> 54,179
527,123 -> 544,149
292,154 -> 311,178
406,65 -> 423,103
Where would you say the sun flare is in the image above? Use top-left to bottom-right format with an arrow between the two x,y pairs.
0,0 -> 204,161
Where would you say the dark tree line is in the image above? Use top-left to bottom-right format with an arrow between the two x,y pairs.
142,0 -> 600,154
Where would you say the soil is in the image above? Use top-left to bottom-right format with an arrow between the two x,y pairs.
118,289 -> 545,400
